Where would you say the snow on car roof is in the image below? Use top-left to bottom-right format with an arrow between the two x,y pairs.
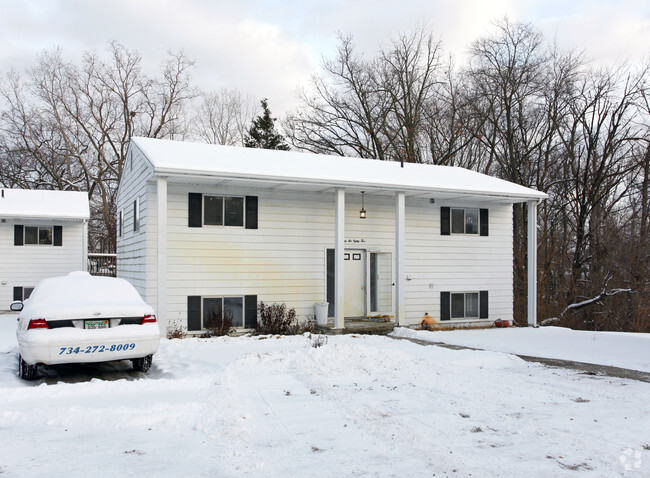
21,272 -> 153,320
0,188 -> 89,220
131,137 -> 547,202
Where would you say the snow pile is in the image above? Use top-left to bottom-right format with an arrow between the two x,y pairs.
0,316 -> 648,477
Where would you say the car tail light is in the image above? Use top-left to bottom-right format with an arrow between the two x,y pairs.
141,314 -> 157,325
27,318 -> 49,330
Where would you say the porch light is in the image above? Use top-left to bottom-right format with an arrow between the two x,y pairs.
360,191 -> 367,219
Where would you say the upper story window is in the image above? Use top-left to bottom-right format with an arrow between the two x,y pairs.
133,198 -> 140,233
204,195 -> 244,227
441,207 -> 489,236
14,225 -> 62,246
451,208 -> 479,235
118,210 -> 123,238
25,226 -> 52,245
188,193 -> 257,229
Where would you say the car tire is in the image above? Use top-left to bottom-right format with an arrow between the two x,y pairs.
18,355 -> 38,380
132,354 -> 153,373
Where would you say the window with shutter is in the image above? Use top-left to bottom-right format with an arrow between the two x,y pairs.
188,193 -> 258,229
188,295 -> 258,331
14,225 -> 60,246
441,291 -> 489,320
441,207 -> 489,236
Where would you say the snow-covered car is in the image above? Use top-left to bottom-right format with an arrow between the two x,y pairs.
13,271 -> 160,380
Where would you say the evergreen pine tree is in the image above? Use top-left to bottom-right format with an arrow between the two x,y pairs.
244,98 -> 290,150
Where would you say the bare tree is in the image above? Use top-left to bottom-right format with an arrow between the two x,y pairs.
0,43 -> 196,252
285,33 -> 391,159
286,28 -> 444,163
191,88 -> 256,146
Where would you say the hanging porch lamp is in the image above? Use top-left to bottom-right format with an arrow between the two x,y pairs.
360,191 -> 367,219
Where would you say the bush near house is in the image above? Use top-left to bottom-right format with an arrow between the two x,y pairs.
255,302 -> 297,335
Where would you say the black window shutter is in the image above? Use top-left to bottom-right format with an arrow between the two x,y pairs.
245,295 -> 258,329
480,209 -> 489,236
480,291 -> 489,319
441,207 -> 450,236
188,193 -> 203,228
14,225 -> 24,246
440,292 -> 450,321
187,296 -> 202,331
53,226 -> 63,246
13,287 -> 23,301
245,196 -> 258,229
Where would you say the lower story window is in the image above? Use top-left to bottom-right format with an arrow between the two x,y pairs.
441,290 -> 488,320
203,297 -> 244,328
13,286 -> 34,301
451,292 -> 479,319
187,295 -> 257,331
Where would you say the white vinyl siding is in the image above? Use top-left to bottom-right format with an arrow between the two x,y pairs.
405,199 -> 513,323
0,220 -> 86,310
153,188 -> 513,327
115,144 -> 155,301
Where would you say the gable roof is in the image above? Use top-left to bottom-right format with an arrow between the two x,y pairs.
131,137 -> 547,203
0,189 -> 90,220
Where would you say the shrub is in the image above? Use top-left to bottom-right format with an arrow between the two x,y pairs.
301,315 -> 317,333
310,334 -> 328,348
166,320 -> 187,339
256,302 -> 297,335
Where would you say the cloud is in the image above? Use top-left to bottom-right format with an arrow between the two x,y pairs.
0,0 -> 648,117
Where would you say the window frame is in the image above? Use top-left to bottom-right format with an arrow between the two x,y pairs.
451,208 -> 480,236
448,292 -> 481,320
202,194 -> 245,228
14,286 -> 34,301
201,296 -> 245,329
24,226 -> 53,245
440,290 -> 490,321
118,209 -> 123,238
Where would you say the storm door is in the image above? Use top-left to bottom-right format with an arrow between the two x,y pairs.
369,252 -> 393,315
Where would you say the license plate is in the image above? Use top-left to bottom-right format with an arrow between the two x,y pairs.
85,320 -> 109,329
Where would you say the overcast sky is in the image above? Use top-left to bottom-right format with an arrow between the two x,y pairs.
1,0 -> 649,116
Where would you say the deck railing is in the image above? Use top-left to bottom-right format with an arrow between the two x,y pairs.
88,253 -> 117,277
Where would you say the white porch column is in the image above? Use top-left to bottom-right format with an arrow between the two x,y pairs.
157,176 -> 168,333
395,192 -> 406,325
81,219 -> 88,272
334,188 -> 345,329
527,200 -> 538,327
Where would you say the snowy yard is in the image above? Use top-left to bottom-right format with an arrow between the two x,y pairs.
0,315 -> 648,477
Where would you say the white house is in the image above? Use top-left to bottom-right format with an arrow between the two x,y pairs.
0,188 -> 90,310
117,137 -> 546,333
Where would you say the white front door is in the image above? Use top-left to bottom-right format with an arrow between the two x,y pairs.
344,249 -> 365,317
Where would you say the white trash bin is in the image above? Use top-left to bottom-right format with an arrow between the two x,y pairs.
314,302 -> 329,325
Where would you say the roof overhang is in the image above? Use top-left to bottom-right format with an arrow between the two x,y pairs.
151,169 -> 543,205
133,137 -> 547,205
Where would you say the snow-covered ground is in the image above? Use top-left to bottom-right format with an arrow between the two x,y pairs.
392,326 -> 650,373
1,314 -> 648,477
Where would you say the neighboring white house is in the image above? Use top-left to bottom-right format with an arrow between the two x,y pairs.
0,189 -> 90,310
116,137 -> 547,333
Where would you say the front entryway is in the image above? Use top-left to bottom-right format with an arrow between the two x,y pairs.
326,248 -> 394,321
344,249 -> 365,317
